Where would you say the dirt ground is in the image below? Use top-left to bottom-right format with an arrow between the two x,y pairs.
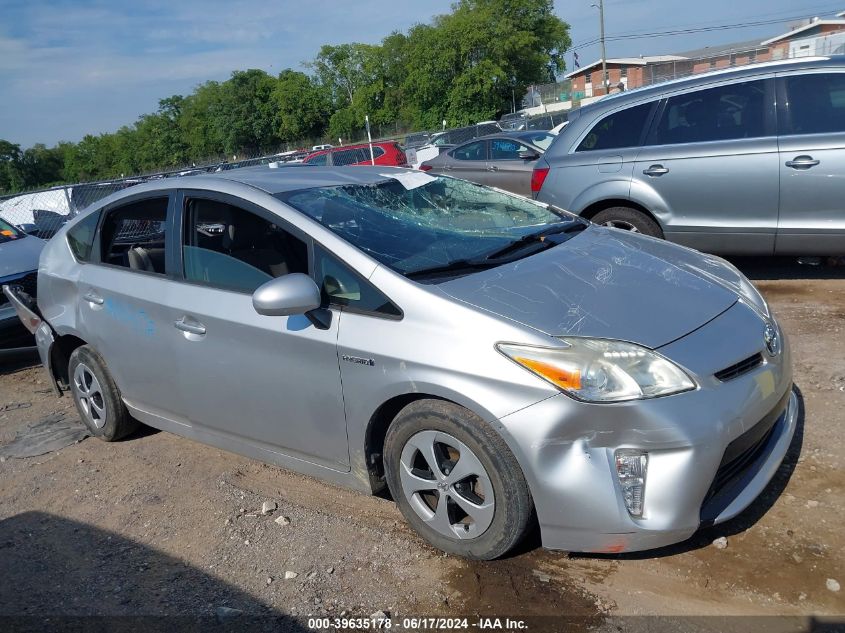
0,257 -> 843,632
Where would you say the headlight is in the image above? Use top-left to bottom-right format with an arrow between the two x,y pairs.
497,339 -> 696,403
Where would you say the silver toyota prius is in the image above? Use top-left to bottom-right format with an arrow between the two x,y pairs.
3,166 -> 797,560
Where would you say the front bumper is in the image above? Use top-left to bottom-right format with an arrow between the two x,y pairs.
494,301 -> 796,553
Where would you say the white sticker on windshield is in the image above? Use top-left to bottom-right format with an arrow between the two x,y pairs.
381,171 -> 436,190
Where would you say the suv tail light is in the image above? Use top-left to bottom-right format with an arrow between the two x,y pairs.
419,164 -> 433,171
531,166 -> 550,194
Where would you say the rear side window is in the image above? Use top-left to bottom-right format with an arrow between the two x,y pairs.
313,244 -> 401,318
781,73 -> 845,135
451,141 -> 487,161
66,211 -> 101,262
100,198 -> 169,274
651,80 -> 767,145
576,102 -> 653,151
306,153 -> 328,166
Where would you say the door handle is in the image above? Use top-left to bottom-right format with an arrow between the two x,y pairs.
486,165 -> 499,172
785,155 -> 820,169
643,165 -> 669,176
174,317 -> 207,336
83,291 -> 104,305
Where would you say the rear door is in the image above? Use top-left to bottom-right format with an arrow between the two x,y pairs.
168,190 -> 350,470
447,140 -> 490,185
775,70 -> 845,254
632,78 -> 779,255
487,138 -> 537,196
77,193 -> 185,419
538,101 -> 654,210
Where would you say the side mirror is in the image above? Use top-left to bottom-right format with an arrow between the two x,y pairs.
519,150 -> 540,161
252,273 -> 321,317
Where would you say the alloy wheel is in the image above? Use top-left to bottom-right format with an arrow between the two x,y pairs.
399,430 -> 495,539
73,363 -> 107,429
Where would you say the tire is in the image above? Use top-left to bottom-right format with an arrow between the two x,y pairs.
384,400 -> 533,560
68,345 -> 138,441
591,206 -> 663,238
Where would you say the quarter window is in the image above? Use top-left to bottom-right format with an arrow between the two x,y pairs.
182,197 -> 308,293
651,80 -> 767,145
66,211 -> 101,263
313,245 -> 401,317
576,102 -> 653,151
451,141 -> 487,161
782,73 -> 845,135
100,197 -> 168,274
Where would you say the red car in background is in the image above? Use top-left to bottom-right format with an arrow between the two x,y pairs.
303,142 -> 407,167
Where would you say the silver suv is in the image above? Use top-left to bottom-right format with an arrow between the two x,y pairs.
534,56 -> 845,255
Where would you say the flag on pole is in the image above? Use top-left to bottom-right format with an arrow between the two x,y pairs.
574,51 -> 580,69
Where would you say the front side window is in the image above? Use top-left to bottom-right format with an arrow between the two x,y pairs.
490,139 -> 532,160
66,211 -> 101,262
782,73 -> 845,135
182,197 -> 308,293
278,175 -> 579,279
576,102 -> 653,151
313,244 -> 401,317
451,141 -> 487,161
651,80 -> 767,145
100,197 -> 168,274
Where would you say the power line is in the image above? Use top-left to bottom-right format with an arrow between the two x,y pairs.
570,7 -> 845,51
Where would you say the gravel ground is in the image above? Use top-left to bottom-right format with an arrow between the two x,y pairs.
0,258 -> 843,632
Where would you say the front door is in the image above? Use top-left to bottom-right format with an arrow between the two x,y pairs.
775,71 -> 845,255
169,192 -> 349,470
488,138 -> 537,196
447,140 -> 490,186
632,78 -> 779,255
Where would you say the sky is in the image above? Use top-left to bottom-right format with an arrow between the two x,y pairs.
0,0 -> 839,148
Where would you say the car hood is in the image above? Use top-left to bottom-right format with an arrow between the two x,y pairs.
0,235 -> 44,281
437,226 -> 740,349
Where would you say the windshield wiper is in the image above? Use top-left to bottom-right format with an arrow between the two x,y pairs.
405,259 -> 500,280
480,220 -> 588,261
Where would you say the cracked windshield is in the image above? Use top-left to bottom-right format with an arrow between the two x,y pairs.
280,175 -> 580,278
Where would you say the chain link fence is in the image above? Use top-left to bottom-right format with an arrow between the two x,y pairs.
0,121 -> 509,236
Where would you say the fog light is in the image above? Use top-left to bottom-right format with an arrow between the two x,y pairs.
615,450 -> 648,517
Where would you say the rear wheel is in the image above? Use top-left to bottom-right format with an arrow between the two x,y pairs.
384,400 -> 533,560
591,206 -> 663,238
69,345 -> 138,441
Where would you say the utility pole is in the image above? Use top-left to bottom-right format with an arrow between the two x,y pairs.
592,0 -> 609,94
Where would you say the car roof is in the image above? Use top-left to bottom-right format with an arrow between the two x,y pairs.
577,56 -> 842,116
86,166 -> 416,207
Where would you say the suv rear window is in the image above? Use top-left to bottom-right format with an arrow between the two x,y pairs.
576,103 -> 653,152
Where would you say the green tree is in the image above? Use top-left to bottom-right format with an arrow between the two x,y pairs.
273,70 -> 329,143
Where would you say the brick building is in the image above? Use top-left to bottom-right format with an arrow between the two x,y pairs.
564,13 -> 845,98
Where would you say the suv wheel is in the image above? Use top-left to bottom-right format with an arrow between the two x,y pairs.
384,400 -> 533,560
592,207 -> 663,238
69,345 -> 138,441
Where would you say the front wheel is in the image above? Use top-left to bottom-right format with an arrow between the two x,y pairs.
384,400 -> 533,560
591,206 -> 663,238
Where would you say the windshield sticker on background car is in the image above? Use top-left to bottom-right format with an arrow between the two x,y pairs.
379,171 -> 436,190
